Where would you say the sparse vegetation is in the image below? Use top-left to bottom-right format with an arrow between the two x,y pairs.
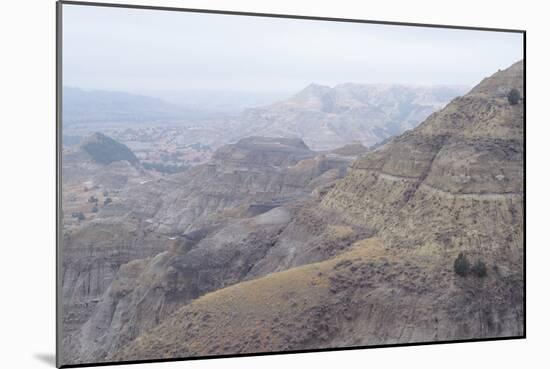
143,161 -> 188,174
507,88 -> 520,105
88,196 -> 98,203
453,252 -> 470,277
471,260 -> 488,278
91,206 -> 98,213
104,197 -> 113,206
453,253 -> 488,278
71,212 -> 85,221
103,190 -> 109,197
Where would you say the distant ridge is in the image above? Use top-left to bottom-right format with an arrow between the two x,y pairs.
62,86 -> 202,125
234,83 -> 470,150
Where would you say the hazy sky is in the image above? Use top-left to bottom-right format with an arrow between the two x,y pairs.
62,4 -> 523,94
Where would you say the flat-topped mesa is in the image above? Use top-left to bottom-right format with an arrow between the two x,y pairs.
233,136 -> 311,152
211,136 -> 314,169
330,141 -> 369,157
147,135 -> 346,235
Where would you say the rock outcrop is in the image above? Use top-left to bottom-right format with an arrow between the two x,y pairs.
321,61 -> 524,258
145,137 -> 350,234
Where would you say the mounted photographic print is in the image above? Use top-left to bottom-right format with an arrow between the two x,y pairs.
56,1 -> 526,367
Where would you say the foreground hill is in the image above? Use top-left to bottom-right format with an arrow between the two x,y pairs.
113,61 -> 524,362
321,60 -> 524,256
115,236 -> 520,360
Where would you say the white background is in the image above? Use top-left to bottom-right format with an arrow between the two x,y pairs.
0,0 -> 547,368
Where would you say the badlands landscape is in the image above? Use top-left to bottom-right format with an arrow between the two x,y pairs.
60,61 -> 524,365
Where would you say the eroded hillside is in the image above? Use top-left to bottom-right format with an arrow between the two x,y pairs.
112,61 -> 524,363
61,62 -> 523,365
61,135 -> 359,363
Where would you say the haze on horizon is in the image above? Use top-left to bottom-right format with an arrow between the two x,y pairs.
62,4 -> 523,96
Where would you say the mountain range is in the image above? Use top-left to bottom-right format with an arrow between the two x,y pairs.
62,84 -> 468,152
231,83 -> 469,150
62,87 -> 206,126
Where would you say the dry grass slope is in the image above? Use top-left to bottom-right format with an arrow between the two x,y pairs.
115,235 -> 522,362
